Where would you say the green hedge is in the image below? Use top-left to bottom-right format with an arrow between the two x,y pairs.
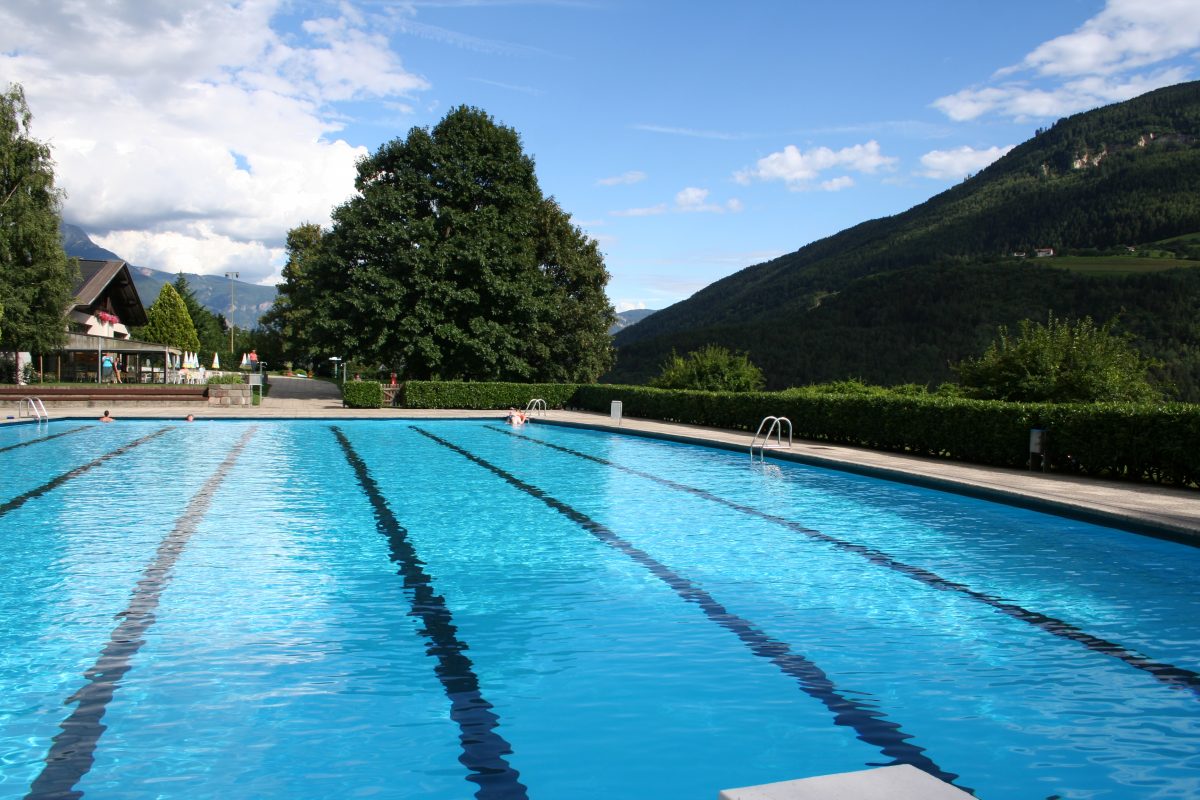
402,381 -> 579,410
392,380 -> 1200,486
572,384 -> 1200,486
206,374 -> 244,385
343,380 -> 384,409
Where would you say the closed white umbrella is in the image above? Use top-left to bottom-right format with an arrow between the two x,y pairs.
212,352 -> 220,369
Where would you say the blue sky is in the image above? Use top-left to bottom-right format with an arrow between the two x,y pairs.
3,0 -> 1199,311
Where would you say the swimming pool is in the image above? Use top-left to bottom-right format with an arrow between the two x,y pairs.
1,418 -> 1197,799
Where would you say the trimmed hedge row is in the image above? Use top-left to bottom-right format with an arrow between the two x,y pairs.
402,380 -> 579,410
386,380 -> 1200,486
343,380 -> 384,409
572,384 -> 1200,486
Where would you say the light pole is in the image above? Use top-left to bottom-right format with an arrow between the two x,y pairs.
224,271 -> 239,353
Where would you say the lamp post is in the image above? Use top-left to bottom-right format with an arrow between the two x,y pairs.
224,271 -> 239,353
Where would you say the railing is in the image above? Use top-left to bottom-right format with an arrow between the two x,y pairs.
525,398 -> 548,417
18,397 -> 48,421
750,416 -> 792,459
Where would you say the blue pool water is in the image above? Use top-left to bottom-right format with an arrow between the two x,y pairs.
1,418 -> 1198,799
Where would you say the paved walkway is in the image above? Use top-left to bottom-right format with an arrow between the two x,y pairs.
263,375 -> 343,405
6,396 -> 1199,542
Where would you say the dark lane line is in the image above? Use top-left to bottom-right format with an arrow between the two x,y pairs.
0,426 -> 89,455
417,426 -> 964,790
331,427 -> 528,800
489,425 -> 1200,699
1,428 -> 173,519
25,427 -> 257,800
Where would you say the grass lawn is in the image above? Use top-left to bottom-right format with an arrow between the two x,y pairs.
1043,255 -> 1200,276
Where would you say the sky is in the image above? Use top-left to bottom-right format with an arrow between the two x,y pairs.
3,0 -> 1199,313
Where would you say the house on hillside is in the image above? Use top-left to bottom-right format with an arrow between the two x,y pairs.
1035,247 -> 1055,258
21,259 -> 183,384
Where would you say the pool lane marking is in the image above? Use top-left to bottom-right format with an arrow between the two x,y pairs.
0,428 -> 174,519
416,427 -> 964,789
25,427 -> 257,800
0,425 -> 89,455
330,426 -> 529,800
487,425 -> 1200,699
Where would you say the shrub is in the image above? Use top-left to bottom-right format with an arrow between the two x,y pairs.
957,314 -> 1160,402
650,345 -> 765,392
206,374 -> 244,385
343,380 -> 384,408
403,381 -> 578,409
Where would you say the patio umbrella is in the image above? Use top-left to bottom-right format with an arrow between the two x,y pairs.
212,352 -> 220,369
240,352 -> 251,368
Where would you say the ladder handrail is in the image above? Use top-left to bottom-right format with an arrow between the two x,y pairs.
525,397 -> 548,417
750,415 -> 792,458
18,397 -> 48,421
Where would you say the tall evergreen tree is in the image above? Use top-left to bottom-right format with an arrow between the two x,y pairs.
307,106 -> 614,381
0,83 -> 76,356
140,284 -> 200,352
172,273 -> 225,356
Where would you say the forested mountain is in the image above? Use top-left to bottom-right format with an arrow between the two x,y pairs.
610,81 -> 1200,397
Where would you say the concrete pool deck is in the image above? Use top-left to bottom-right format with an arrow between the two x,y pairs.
6,394 -> 1200,543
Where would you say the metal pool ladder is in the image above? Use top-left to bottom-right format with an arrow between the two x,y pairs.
525,398 -> 548,417
18,397 -> 49,421
750,416 -> 792,459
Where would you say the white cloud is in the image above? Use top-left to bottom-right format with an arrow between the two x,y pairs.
675,186 -> 711,209
0,1 -> 429,281
610,204 -> 668,217
631,123 -> 750,140
917,144 -> 1015,180
597,170 -> 647,186
819,176 -> 854,191
725,198 -> 744,213
1020,0 -> 1200,78
933,0 -> 1200,121
615,300 -> 647,312
734,140 -> 895,190
934,68 -> 1188,122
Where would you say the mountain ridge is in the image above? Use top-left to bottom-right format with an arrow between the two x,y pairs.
610,81 -> 1200,396
59,222 -> 276,329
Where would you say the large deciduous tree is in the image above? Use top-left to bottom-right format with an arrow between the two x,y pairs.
140,284 -> 201,353
0,84 -> 76,356
260,222 -> 324,367
306,106 -> 613,381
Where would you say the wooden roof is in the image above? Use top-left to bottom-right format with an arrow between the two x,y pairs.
72,259 -> 148,326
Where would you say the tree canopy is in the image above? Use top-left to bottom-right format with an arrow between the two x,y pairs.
296,106 -> 614,381
140,283 -> 201,352
0,83 -> 76,355
259,222 -> 323,367
956,314 -> 1160,402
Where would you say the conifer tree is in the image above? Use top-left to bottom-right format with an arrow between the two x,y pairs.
141,284 -> 201,352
